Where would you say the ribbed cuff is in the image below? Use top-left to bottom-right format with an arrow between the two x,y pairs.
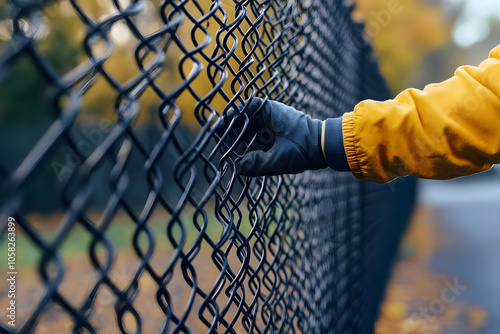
323,117 -> 350,171
342,112 -> 364,179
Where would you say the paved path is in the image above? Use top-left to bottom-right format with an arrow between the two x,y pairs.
418,170 -> 500,334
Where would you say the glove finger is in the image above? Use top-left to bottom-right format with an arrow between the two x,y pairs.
217,98 -> 262,135
215,104 -> 240,138
218,98 -> 272,152
219,97 -> 261,132
243,97 -> 266,119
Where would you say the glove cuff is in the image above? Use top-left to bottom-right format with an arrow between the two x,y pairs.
322,117 -> 350,171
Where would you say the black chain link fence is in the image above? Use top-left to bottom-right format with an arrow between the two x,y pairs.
0,0 -> 417,332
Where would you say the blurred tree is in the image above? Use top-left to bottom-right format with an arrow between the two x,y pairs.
0,1 -> 85,123
0,0 -> 239,127
353,0 -> 451,93
1,0 -> 448,125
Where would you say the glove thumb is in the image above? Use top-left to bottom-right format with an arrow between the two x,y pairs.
236,150 -> 270,177
236,138 -> 290,176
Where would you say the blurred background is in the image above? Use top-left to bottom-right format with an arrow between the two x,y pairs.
352,0 -> 500,333
1,0 -> 499,332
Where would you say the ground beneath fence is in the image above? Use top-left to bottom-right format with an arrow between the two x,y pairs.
0,211 -> 252,333
0,246 -> 221,333
2,200 -> 495,333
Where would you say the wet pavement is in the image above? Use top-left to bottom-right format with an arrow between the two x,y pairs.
418,170 -> 500,334
376,167 -> 500,334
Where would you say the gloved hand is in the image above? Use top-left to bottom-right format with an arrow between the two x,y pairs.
219,97 -> 328,176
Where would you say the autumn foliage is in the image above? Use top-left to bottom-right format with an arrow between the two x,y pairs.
352,0 -> 450,93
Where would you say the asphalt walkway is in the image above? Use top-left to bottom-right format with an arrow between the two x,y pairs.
376,168 -> 500,334
419,172 -> 500,333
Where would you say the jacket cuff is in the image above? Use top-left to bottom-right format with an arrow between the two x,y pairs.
342,112 -> 364,179
323,117 -> 350,171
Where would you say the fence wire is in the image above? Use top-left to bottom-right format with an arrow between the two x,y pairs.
0,0 -> 412,332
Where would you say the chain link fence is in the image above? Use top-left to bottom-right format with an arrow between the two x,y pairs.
0,0 -> 416,332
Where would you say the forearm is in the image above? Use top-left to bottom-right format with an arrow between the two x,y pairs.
324,45 -> 500,183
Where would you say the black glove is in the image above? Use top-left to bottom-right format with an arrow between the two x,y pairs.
219,97 -> 328,176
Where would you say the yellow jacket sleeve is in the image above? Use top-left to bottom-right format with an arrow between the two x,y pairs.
343,44 -> 500,184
